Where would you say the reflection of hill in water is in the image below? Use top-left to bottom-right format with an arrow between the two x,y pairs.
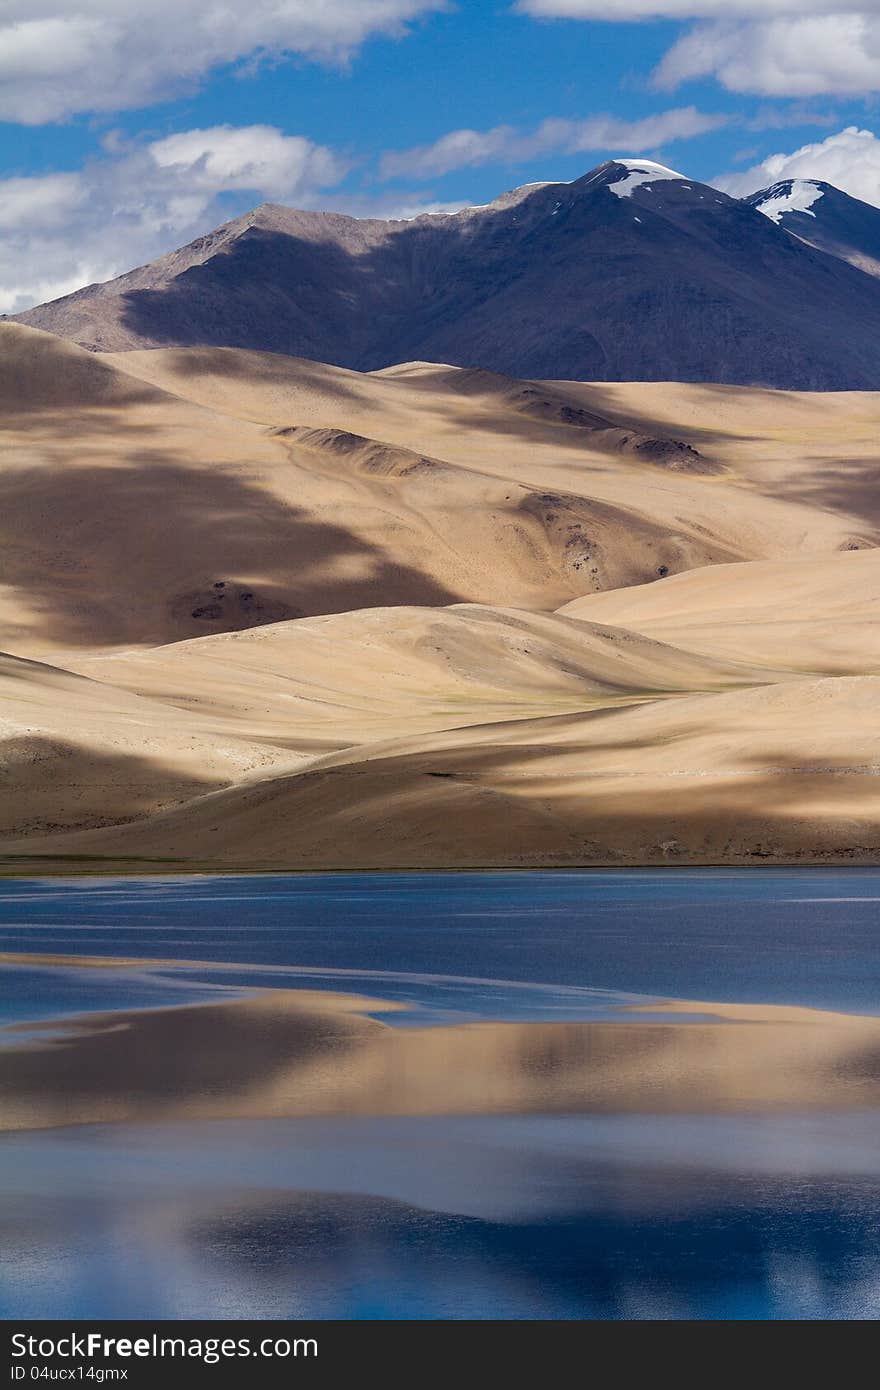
4,983 -> 880,1130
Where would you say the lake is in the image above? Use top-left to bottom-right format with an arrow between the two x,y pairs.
1,868 -> 879,1319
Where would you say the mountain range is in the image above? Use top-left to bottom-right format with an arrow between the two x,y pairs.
12,159 -> 880,391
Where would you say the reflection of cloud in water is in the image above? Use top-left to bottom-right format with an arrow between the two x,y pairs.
3,870 -> 880,1317
2,1115 -> 880,1319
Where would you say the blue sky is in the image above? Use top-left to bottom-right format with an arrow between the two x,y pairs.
1,2 -> 879,312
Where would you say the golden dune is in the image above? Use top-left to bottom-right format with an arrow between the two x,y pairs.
560,549 -> 880,674
2,323 -> 880,868
4,674 -> 880,868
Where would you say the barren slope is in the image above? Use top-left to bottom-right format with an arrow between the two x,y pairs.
4,676 -> 878,869
9,325 -> 880,665
0,325 -> 763,660
0,650 -> 288,839
3,324 -> 880,869
69,603 -> 780,754
559,550 -> 880,673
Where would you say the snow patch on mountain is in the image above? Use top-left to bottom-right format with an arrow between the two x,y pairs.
754,180 -> 825,225
609,159 -> 686,200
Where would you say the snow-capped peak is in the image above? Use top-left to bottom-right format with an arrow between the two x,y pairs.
753,179 -> 825,224
608,158 -> 686,200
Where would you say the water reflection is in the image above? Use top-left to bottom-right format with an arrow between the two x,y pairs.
1,1114 -> 879,1319
3,867 -> 880,1319
4,986 -> 880,1131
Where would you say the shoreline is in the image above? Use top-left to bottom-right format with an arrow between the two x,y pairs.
3,856 -> 880,879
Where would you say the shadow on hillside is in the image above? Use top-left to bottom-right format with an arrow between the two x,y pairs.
566,381 -> 770,450
0,735 -> 226,839
0,653 -> 85,687
190,730 -> 880,867
0,456 -> 461,649
119,228 -> 401,368
0,362 -> 158,415
769,455 -> 880,534
143,345 -> 364,398
114,228 -> 751,456
13,719 -> 877,870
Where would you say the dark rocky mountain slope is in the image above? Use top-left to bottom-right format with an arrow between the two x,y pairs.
748,178 -> 880,280
14,159 -> 880,389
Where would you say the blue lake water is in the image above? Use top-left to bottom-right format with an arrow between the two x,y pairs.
3,866 -> 880,1020
1,868 -> 880,1319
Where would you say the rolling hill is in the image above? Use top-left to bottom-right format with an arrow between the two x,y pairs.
2,321 -> 880,868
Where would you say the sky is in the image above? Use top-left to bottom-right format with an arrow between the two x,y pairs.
2,1 -> 880,313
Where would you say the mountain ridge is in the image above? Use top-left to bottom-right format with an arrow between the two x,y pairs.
13,159 -> 880,390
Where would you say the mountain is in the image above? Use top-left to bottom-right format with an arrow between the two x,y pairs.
748,179 -> 880,280
13,159 -> 880,390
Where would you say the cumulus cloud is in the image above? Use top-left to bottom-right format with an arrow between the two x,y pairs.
719,126 -> 880,208
516,3 -> 880,99
149,126 -> 348,199
0,174 -> 85,233
655,16 -> 880,97
381,106 -> 726,179
0,126 -> 347,313
0,1 -> 444,124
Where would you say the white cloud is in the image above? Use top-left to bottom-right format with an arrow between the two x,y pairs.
0,174 -> 85,232
655,16 -> 880,97
0,126 -> 347,313
0,1 -> 444,124
381,106 -> 726,179
516,3 -> 880,99
382,127 -> 518,179
719,127 -> 880,208
334,194 -> 474,220
149,126 -> 348,199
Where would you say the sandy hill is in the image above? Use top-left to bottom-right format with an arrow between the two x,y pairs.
5,676 -> 879,869
68,604 -> 781,753
2,323 -> 880,869
0,649 -> 289,840
13,161 -> 880,389
0,322 -> 162,411
559,550 -> 880,674
6,324 -> 879,664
